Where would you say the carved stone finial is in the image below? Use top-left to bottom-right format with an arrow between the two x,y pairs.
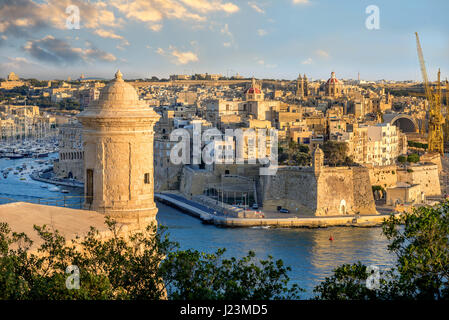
115,69 -> 123,81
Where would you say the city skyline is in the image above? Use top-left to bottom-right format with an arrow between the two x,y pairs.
0,0 -> 448,81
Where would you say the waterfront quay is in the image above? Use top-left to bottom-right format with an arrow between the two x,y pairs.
155,192 -> 399,228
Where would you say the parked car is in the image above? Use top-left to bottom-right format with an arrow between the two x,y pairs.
252,203 -> 259,209
279,208 -> 289,213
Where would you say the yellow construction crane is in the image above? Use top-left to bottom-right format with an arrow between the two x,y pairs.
415,32 -> 444,155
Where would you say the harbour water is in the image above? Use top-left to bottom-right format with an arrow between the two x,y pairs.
0,154 -> 395,298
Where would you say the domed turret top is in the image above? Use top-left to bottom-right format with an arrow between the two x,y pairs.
77,70 -> 160,120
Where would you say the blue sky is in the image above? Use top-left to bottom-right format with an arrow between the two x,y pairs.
0,0 -> 448,81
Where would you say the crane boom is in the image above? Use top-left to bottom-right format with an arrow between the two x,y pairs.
415,32 -> 444,154
415,32 -> 433,102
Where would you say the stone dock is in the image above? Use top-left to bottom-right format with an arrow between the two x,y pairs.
30,171 -> 84,188
155,193 -> 399,228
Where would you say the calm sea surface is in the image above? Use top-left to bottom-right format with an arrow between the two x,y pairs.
0,154 -> 395,298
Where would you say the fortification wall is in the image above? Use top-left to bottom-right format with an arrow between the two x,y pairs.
179,167 -> 217,198
420,153 -> 442,173
261,167 -> 317,216
351,167 -> 378,214
368,165 -> 398,188
262,166 -> 377,216
316,167 -> 352,216
397,164 -> 441,196
316,167 -> 377,216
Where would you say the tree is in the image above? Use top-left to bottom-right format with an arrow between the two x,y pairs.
293,152 -> 311,166
162,249 -> 302,300
322,141 -> 352,166
397,155 -> 406,164
314,201 -> 449,300
407,153 -> 420,163
0,219 -> 302,300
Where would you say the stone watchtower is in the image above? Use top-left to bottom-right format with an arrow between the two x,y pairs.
313,145 -> 324,176
77,70 -> 161,226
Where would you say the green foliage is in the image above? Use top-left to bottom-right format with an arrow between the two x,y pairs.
162,249 -> 302,300
372,185 -> 385,193
407,153 -> 420,163
278,141 -> 311,166
408,141 -> 428,150
313,262 -> 385,300
397,155 -> 407,164
322,141 -> 353,166
26,79 -> 49,87
0,219 -> 302,300
293,152 -> 311,166
315,201 -> 449,300
57,99 -> 81,111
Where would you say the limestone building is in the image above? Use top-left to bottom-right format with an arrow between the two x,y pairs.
77,70 -> 160,225
53,122 -> 84,182
1,72 -> 25,89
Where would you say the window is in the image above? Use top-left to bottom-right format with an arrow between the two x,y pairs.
144,173 -> 150,184
86,169 -> 93,204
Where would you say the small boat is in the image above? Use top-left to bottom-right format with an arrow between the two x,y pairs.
61,189 -> 69,193
19,177 -> 26,180
49,187 -> 60,192
40,185 -> 48,188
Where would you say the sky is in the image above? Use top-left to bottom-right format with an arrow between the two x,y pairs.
0,0 -> 448,81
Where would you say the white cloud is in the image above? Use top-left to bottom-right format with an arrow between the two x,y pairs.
220,23 -> 237,47
180,0 -> 239,14
23,35 -> 116,64
149,24 -> 163,31
292,0 -> 310,4
1,57 -> 34,69
221,24 -> 233,37
257,29 -> 267,36
248,2 -> 264,14
94,29 -> 124,40
111,0 -> 239,25
156,45 -> 199,65
171,49 -> 199,65
316,49 -> 329,58
302,57 -> 313,65
116,39 -> 130,50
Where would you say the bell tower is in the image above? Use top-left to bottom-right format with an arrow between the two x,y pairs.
77,70 -> 161,226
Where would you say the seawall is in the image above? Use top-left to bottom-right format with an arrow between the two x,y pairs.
155,193 -> 397,228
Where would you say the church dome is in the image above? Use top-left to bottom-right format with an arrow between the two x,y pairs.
326,71 -> 340,84
7,72 -> 19,81
245,77 -> 262,94
246,87 -> 261,94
